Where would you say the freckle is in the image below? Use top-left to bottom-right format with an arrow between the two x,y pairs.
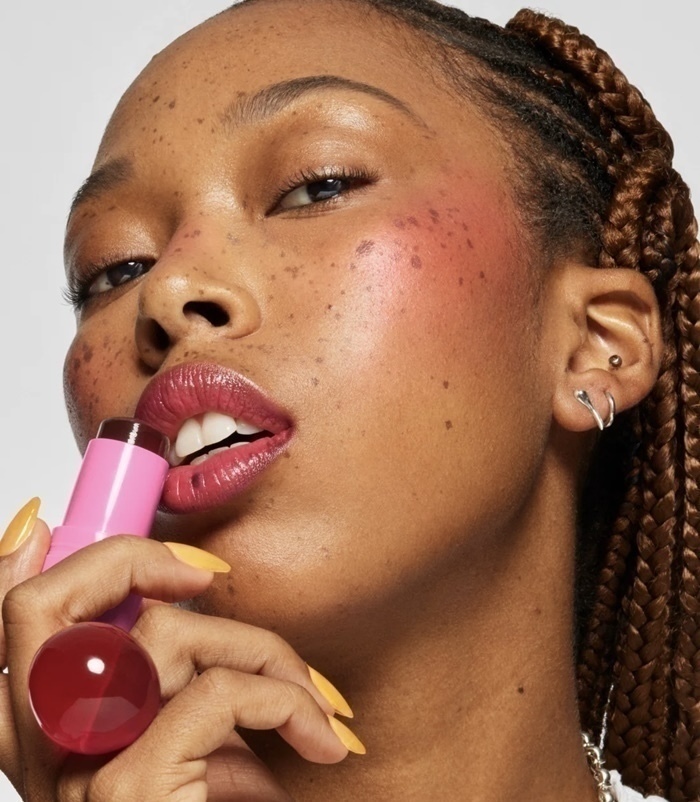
407,216 -> 419,227
168,99 -> 176,109
394,218 -> 406,229
107,205 -> 116,211
152,95 -> 160,103
289,313 -> 294,319
468,239 -> 474,249
197,118 -> 204,124
459,277 -> 464,286
429,209 -> 440,222
518,686 -> 525,695
349,262 -> 357,270
479,271 -> 485,279
82,345 -> 94,363
443,380 -> 449,389
192,230 -> 201,238
411,255 -> 422,269
174,247 -> 182,253
315,357 -> 323,363
312,378 -> 320,386
445,420 -> 453,430
159,135 -> 163,142
355,240 -> 375,255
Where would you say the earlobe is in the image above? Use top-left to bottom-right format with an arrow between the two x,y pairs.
549,265 -> 663,433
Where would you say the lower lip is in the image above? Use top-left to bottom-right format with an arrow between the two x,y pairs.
160,429 -> 293,513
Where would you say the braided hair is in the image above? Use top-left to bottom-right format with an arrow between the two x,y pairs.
227,1 -> 700,797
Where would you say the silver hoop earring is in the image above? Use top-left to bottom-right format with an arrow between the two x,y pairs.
574,389 -> 616,431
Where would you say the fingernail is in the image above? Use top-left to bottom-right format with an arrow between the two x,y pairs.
163,542 -> 231,573
328,715 -> 366,755
0,498 -> 41,557
308,665 -> 354,718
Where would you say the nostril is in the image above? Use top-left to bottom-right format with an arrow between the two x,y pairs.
148,320 -> 170,352
183,301 -> 230,328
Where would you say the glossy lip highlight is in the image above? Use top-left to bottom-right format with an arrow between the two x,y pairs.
134,362 -> 294,513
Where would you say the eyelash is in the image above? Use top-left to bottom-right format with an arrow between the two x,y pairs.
62,254 -> 151,312
269,165 -> 378,213
63,164 -> 378,311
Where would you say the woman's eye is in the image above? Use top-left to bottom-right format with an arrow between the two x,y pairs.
278,177 -> 352,210
86,260 -> 151,297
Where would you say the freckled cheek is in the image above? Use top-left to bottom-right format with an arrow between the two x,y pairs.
345,221 -> 530,358
63,324 -> 136,447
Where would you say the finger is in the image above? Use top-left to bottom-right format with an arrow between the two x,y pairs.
0,514 -> 51,795
129,605 -> 342,717
3,535 -> 217,685
88,668 -> 350,802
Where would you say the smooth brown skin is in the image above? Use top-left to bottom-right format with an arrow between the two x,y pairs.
1,1 -> 664,800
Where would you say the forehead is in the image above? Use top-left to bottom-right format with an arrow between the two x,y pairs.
97,0 -> 498,163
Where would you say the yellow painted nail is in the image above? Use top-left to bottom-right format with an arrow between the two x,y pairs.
163,542 -> 231,573
328,716 -> 366,755
0,498 -> 41,557
308,666 -> 354,718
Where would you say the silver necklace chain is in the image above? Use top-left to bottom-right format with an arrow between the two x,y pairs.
582,732 -> 615,802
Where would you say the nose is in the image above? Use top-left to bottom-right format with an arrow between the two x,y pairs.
134,255 -> 262,370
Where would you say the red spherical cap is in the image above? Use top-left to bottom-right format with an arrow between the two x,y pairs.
28,623 -> 160,755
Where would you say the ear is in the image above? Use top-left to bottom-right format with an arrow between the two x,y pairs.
548,264 -> 663,433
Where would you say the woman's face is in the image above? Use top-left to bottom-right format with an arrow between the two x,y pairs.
63,0 -> 551,641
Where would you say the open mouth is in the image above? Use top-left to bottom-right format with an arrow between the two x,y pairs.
134,361 -> 294,513
170,411 -> 274,467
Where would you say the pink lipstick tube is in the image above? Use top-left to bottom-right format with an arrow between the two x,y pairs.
42,418 -> 170,629
28,418 -> 171,755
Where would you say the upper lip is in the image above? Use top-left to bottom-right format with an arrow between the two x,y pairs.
134,362 -> 294,449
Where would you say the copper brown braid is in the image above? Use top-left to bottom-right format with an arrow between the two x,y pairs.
668,179 -> 700,799
508,10 -> 700,800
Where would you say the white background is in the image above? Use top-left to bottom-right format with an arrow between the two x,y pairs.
1,2 -> 698,799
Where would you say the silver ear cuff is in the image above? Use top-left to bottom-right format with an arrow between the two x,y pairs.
574,389 -> 616,431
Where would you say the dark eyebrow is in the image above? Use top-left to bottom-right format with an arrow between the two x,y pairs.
68,157 -> 133,220
220,75 -> 427,130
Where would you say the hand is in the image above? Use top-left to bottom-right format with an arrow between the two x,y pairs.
0,500 -> 361,801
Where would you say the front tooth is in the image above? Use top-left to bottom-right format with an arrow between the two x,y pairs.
175,418 -> 205,458
202,411 -> 237,447
235,419 -> 264,435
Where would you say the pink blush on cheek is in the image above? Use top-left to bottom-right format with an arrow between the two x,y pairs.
344,192 -> 530,342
